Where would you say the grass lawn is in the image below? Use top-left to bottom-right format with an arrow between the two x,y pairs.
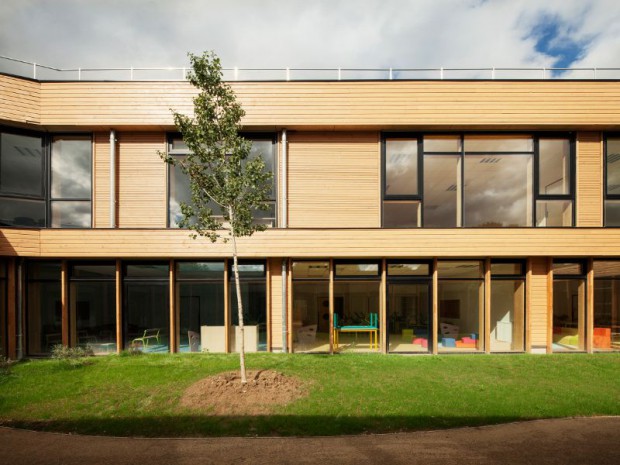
0,353 -> 619,437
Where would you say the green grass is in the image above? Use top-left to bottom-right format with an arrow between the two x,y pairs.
0,353 -> 619,437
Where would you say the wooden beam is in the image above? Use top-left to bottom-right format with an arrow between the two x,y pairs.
7,259 -> 16,359
224,258 -> 229,353
169,259 -> 176,353
287,258 -> 293,352
266,258 -> 272,352
432,258 -> 438,355
115,260 -> 122,354
484,258 -> 491,354
61,261 -> 69,346
586,258 -> 594,353
381,258 -> 387,354
547,257 -> 553,354
329,258 -> 334,355
525,258 -> 532,353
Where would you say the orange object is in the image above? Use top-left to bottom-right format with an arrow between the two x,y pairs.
593,327 -> 611,349
456,341 -> 476,349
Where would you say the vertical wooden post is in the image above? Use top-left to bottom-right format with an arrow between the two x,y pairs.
169,259 -> 176,353
266,259 -> 272,352
525,258 -> 532,353
484,258 -> 491,354
61,261 -> 69,347
432,258 -> 438,355
381,259 -> 387,353
224,258 -> 230,353
287,258 -> 293,352
586,258 -> 594,353
329,258 -> 334,355
547,257 -> 554,354
115,260 -> 122,354
7,259 -> 16,359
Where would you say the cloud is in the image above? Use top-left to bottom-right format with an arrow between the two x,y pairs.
0,0 -> 618,76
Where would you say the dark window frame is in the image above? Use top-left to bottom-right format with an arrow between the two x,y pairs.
166,132 -> 278,228
334,259 -> 382,280
381,132 -> 576,228
604,134 -> 620,227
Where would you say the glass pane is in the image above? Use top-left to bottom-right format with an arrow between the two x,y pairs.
438,281 -> 483,352
177,261 -> 224,280
464,135 -> 533,152
292,281 -> 330,353
51,201 -> 91,228
594,261 -> 620,279
491,263 -> 523,275
71,264 -> 116,279
385,139 -> 418,195
0,197 -> 45,227
424,135 -> 461,153
125,264 -> 169,279
388,283 -> 430,353
51,137 -> 92,199
539,139 -> 570,195
553,279 -> 585,351
0,278 -> 5,357
28,262 -> 61,280
424,155 -> 460,227
490,280 -> 525,352
387,263 -> 430,276
27,281 -> 62,355
170,138 -> 188,151
335,263 -> 379,277
334,281 -> 381,353
179,282 -> 225,353
292,261 -> 329,279
252,202 -> 276,227
0,133 -> 44,196
553,262 -> 583,275
605,200 -> 620,226
593,279 -> 620,351
438,261 -> 482,279
125,282 -> 169,352
536,200 -> 572,227
606,138 -> 620,196
230,281 -> 267,352
383,201 -> 420,228
249,139 -> 276,198
464,154 -> 533,227
234,263 -> 265,277
71,281 -> 116,355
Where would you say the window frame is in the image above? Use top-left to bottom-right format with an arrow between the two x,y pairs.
604,134 -> 620,227
381,132 -> 576,228
166,132 -> 278,228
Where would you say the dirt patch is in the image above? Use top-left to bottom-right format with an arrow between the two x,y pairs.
180,369 -> 307,416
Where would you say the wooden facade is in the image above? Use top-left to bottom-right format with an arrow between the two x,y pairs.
1,72 -> 620,357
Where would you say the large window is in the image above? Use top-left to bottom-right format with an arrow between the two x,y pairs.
382,134 -> 574,228
490,261 -> 525,352
0,130 -> 92,228
229,261 -> 267,352
27,262 -> 62,355
605,136 -> 620,226
552,260 -> 586,352
292,261 -> 330,353
593,261 -> 620,351
167,134 -> 277,227
0,262 -> 6,357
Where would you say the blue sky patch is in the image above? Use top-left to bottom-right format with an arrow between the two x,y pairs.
531,14 -> 585,70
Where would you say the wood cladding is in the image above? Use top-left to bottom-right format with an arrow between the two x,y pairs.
93,132 -> 111,227
117,132 -> 166,228
1,228 -> 619,258
576,132 -> 603,227
287,132 -> 380,228
36,79 -> 620,129
269,259 -> 283,350
529,257 -> 549,348
0,75 -> 40,125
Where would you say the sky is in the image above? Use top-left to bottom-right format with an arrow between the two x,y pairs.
0,0 -> 619,76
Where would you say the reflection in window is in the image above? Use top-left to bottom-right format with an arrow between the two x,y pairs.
605,138 -> 620,226
0,133 -> 43,197
0,198 -> 45,227
388,282 -> 430,353
292,280 -> 330,353
230,281 -> 267,352
383,200 -> 420,228
0,263 -> 6,357
553,278 -> 585,351
464,135 -> 533,152
424,155 -> 460,227
464,155 -> 533,227
27,262 -> 62,356
536,200 -> 572,227
539,139 -> 570,195
385,139 -> 418,195
490,279 -> 525,352
593,261 -> 620,351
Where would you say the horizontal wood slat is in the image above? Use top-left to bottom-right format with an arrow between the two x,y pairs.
577,132 -> 603,227
529,257 -> 549,347
288,132 -> 380,227
94,132 -> 111,228
36,80 -> 620,129
0,75 -> 40,124
2,228 -> 620,258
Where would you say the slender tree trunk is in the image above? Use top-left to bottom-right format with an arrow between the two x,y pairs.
229,208 -> 247,385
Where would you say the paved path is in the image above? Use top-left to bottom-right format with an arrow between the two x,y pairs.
1,417 -> 619,465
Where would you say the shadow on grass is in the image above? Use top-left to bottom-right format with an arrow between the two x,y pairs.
1,414 -> 535,437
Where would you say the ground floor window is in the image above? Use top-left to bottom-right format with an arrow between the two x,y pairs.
26,262 -> 62,356
0,262 -> 6,357
552,261 -> 586,352
593,261 -> 620,351
490,262 -> 525,352
292,261 -> 330,353
229,261 -> 267,352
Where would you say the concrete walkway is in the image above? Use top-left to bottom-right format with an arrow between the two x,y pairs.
1,417 -> 619,465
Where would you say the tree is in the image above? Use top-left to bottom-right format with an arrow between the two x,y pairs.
160,51 -> 273,384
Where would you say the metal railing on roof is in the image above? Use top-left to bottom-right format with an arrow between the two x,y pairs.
1,55 -> 619,81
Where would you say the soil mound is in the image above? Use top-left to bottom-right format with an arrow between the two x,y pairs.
180,369 -> 306,415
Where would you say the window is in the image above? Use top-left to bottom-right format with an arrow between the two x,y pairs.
229,261 -> 267,352
0,130 -> 92,228
490,261 -> 525,352
605,136 -> 620,226
292,261 -> 330,353
593,261 -> 620,351
167,134 -> 277,227
26,262 -> 62,355
382,133 -> 574,228
552,260 -> 586,352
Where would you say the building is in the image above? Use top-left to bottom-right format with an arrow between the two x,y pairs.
1,62 -> 619,358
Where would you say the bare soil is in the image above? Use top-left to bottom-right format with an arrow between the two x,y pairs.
179,369 -> 307,415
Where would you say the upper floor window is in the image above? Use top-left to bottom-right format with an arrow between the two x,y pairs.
167,134 -> 277,228
605,136 -> 620,226
0,130 -> 92,228
382,133 -> 574,228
